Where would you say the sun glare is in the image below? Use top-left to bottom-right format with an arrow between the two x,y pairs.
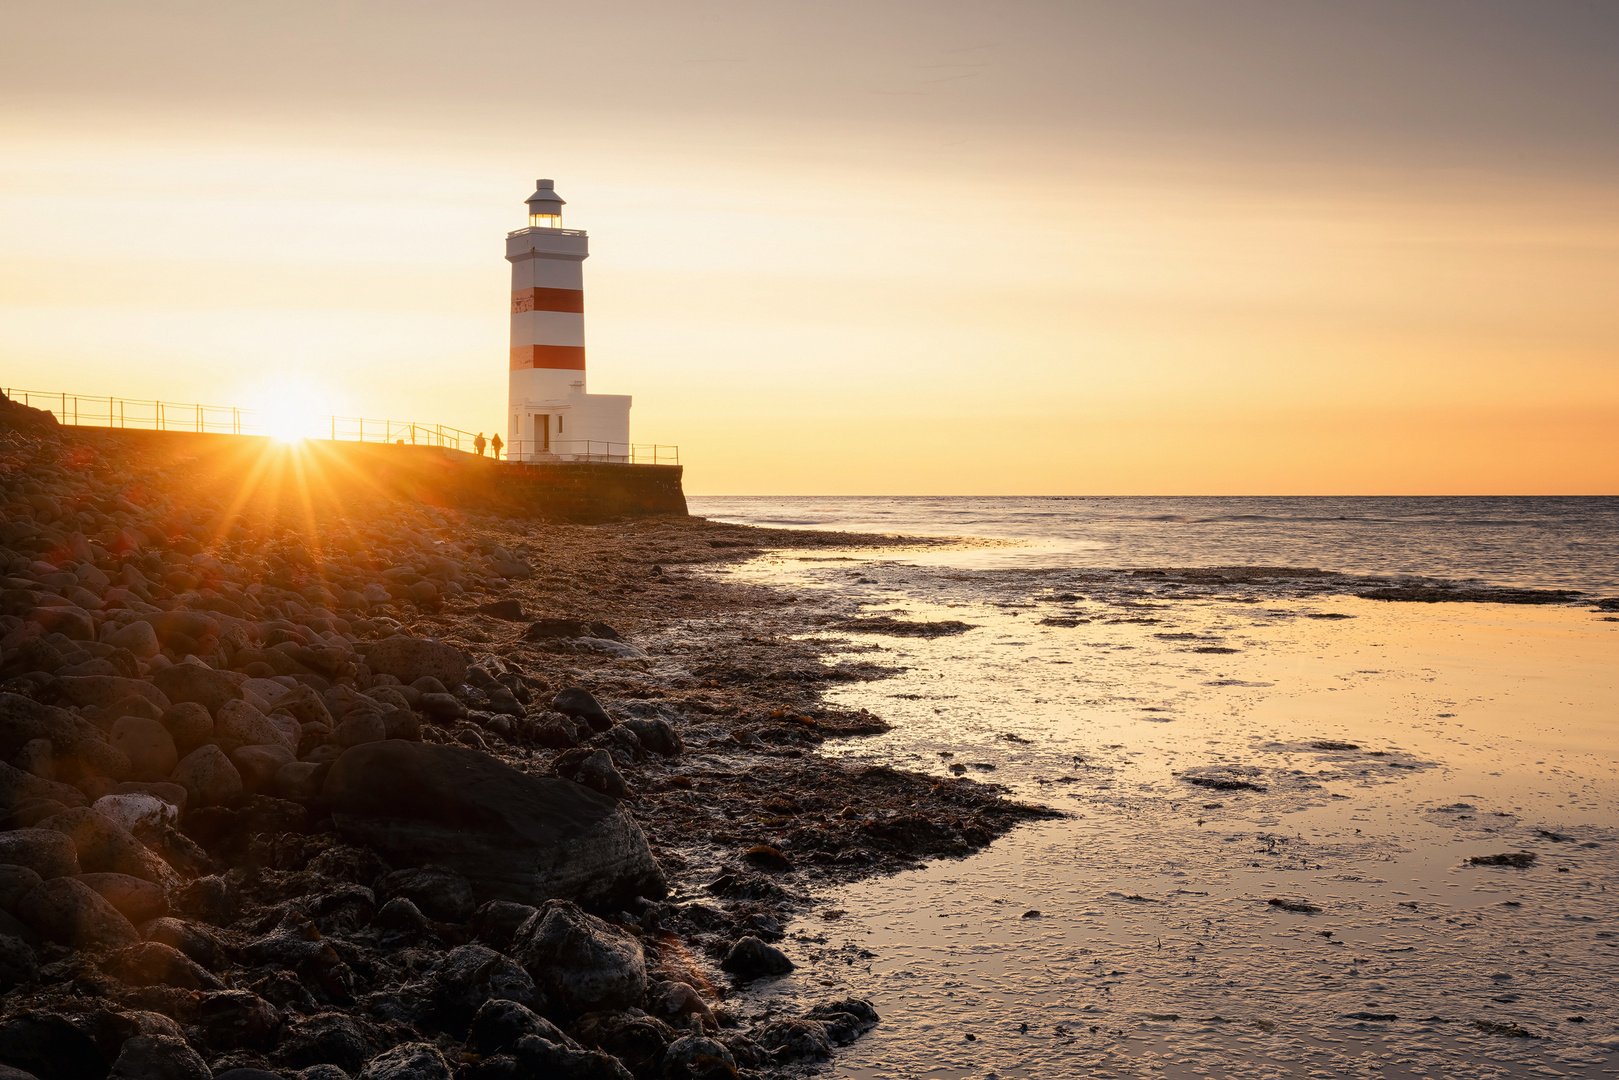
256,387 -> 326,444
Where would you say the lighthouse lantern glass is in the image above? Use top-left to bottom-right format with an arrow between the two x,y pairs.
529,212 -> 561,228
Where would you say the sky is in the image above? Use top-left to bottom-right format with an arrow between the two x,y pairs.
2,0 -> 1617,494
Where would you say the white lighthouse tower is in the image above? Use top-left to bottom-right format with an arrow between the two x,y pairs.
506,179 -> 631,461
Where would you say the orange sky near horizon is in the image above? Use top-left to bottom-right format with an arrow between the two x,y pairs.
2,1 -> 1616,495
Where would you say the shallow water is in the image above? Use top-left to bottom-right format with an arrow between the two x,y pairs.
689,495 -> 1619,596
701,546 -> 1619,1078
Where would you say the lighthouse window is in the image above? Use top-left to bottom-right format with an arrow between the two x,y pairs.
528,213 -> 561,229
558,416 -> 563,433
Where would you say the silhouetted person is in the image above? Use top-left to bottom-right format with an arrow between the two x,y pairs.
490,433 -> 503,459
474,432 -> 487,456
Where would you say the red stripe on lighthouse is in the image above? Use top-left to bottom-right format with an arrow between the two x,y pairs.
510,345 -> 586,371
511,288 -> 585,314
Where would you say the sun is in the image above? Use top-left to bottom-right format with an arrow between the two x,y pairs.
254,383 -> 327,443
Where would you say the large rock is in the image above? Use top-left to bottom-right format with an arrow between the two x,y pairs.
0,760 -> 86,811
152,664 -> 243,716
510,900 -> 647,1018
357,1042 -> 452,1080
363,638 -> 467,688
102,941 -> 222,991
38,807 -> 164,881
0,1013 -> 108,1080
0,692 -> 104,759
381,865 -> 475,922
427,945 -> 539,1032
215,699 -> 296,754
466,999 -> 574,1058
720,936 -> 794,978
75,872 -> 168,923
171,745 -> 243,808
16,876 -> 140,949
105,620 -> 161,659
0,830 -> 79,879
108,1034 -> 211,1080
53,676 -> 169,713
157,702 -> 212,754
230,744 -> 295,793
110,717 -> 178,781
270,683 -> 332,726
552,688 -> 613,733
0,866 -> 44,910
323,742 -> 664,907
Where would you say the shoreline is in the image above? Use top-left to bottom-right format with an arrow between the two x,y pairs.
0,410 -> 1610,1079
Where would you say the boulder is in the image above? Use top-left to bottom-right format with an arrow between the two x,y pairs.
381,865 -> 475,923
185,990 -> 280,1054
108,1034 -> 211,1080
472,900 -> 536,953
75,872 -> 168,923
25,605 -> 94,641
101,941 -> 222,991
92,792 -> 177,833
510,900 -> 647,1018
0,1013 -> 108,1080
552,688 -> 613,733
16,876 -> 140,949
157,702 -> 213,754
0,759 -> 88,812
570,1012 -> 678,1079
139,916 -> 222,968
721,936 -> 794,978
52,676 -> 169,713
38,807 -> 164,880
216,699 -> 296,753
363,638 -> 467,688
0,866 -> 44,911
511,1034 -> 633,1080
230,744 -> 295,793
152,664 -> 242,716
333,711 -> 386,749
0,692 -> 104,759
110,718 -> 178,781
113,782 -> 188,815
619,718 -> 682,758
574,750 -> 628,800
646,980 -> 717,1033
427,945 -> 539,1032
0,933 -> 39,990
72,739 -> 132,782
661,1036 -> 736,1080
273,760 -> 329,802
323,742 -> 664,907
0,830 -> 79,879
105,620 -> 160,659
357,1042 -> 451,1080
171,745 -> 243,808
274,1011 -> 380,1073
271,683 -> 333,727
467,999 -> 575,1058
12,738 -> 53,780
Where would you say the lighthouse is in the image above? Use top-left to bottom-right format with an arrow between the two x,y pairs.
506,179 -> 631,461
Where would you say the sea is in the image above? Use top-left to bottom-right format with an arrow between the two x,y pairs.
680,496 -> 1619,1079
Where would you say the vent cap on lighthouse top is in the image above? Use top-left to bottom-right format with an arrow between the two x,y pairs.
525,179 -> 566,215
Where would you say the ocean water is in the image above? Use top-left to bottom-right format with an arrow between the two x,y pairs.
676,496 -> 1619,1078
686,496 -> 1619,597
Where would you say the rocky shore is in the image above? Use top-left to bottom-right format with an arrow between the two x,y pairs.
0,394 -> 1050,1079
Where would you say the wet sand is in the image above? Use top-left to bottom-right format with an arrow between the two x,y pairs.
709,550 -> 1618,1078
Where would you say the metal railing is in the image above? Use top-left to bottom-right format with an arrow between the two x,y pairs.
501,439 -> 679,465
4,388 -> 477,452
3,388 -> 677,464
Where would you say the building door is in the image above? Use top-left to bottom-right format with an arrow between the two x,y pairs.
535,414 -> 549,452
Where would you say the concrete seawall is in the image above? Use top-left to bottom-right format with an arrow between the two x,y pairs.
57,427 -> 687,523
